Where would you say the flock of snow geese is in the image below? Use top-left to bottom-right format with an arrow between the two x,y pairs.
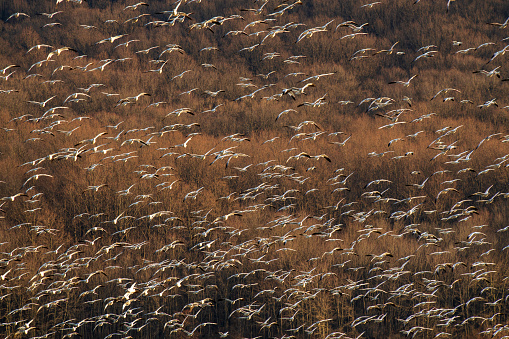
0,0 -> 509,338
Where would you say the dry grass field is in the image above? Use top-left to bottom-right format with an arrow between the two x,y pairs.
0,0 -> 508,338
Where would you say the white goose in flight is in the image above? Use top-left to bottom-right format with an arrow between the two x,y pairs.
488,17 -> 509,29
6,12 -> 30,21
388,74 -> 418,87
282,83 -> 315,99
95,34 -> 128,45
27,95 -> 56,107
